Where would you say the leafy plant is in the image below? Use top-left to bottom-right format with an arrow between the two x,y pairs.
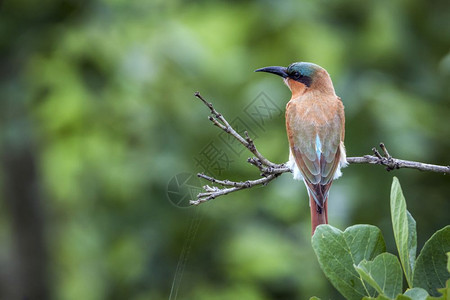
311,177 -> 450,300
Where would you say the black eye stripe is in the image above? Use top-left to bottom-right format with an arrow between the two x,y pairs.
290,71 -> 301,79
289,71 -> 312,87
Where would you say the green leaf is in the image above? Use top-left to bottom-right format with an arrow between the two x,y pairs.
413,226 -> 450,296
403,288 -> 429,300
391,177 -> 417,287
312,224 -> 386,300
447,253 -> 450,273
362,296 -> 391,300
432,279 -> 449,300
355,253 -> 403,299
309,297 -> 321,300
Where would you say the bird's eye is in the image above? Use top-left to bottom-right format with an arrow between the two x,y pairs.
292,71 -> 301,79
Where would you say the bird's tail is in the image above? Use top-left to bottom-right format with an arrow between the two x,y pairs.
310,194 -> 328,235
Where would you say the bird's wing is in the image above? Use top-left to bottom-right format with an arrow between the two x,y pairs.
286,99 -> 344,206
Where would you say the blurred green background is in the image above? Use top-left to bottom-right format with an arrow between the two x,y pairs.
0,0 -> 449,299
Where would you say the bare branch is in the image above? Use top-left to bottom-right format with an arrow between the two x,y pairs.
347,155 -> 450,173
194,92 -> 277,168
191,173 -> 280,205
190,92 -> 449,205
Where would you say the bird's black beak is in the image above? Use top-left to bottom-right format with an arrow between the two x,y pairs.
255,66 -> 288,78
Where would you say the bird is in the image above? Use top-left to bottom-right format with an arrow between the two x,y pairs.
255,62 -> 347,234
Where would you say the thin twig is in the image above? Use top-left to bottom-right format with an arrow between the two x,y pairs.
191,173 -> 280,205
379,142 -> 391,158
347,155 -> 449,173
191,92 -> 449,205
194,92 -> 277,168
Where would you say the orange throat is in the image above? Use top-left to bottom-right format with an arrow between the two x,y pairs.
285,78 -> 308,98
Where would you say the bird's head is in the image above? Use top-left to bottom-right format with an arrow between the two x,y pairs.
255,62 -> 334,96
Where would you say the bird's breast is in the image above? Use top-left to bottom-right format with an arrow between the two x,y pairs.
286,94 -> 341,127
